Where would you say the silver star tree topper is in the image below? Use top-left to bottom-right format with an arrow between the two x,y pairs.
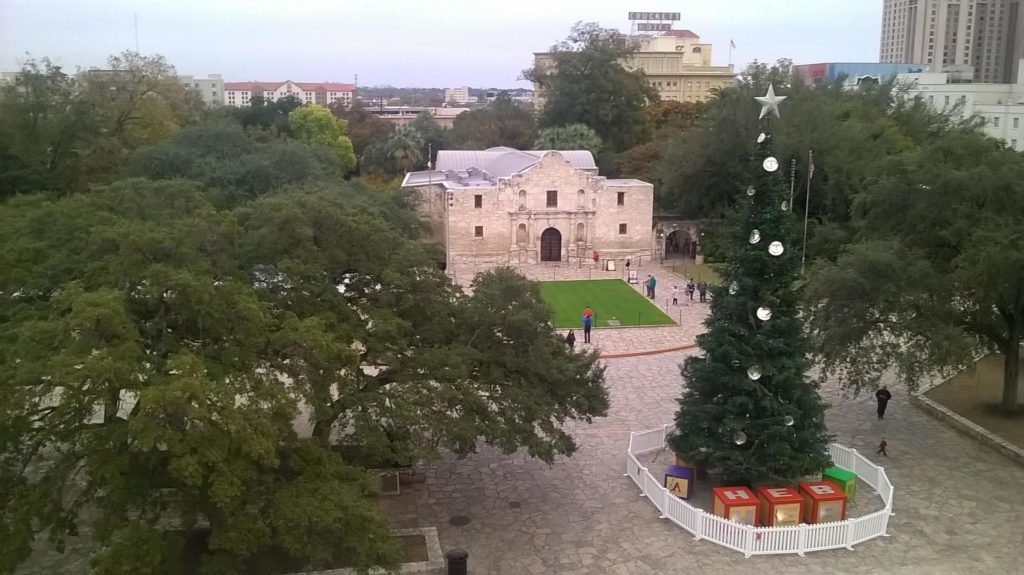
755,84 -> 786,119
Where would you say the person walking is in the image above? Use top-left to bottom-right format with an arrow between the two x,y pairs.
564,330 -> 576,351
672,285 -> 679,306
876,437 -> 888,457
687,280 -> 696,301
697,281 -> 708,303
875,386 -> 892,419
644,275 -> 652,297
582,313 -> 593,344
649,275 -> 657,300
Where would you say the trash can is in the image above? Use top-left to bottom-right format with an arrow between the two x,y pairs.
446,549 -> 468,575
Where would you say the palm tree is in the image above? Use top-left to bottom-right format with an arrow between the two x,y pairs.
386,125 -> 425,173
534,123 -> 603,155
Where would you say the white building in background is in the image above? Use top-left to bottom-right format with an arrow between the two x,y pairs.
444,86 -> 476,104
898,63 -> 1024,151
178,74 -> 224,106
222,81 -> 355,108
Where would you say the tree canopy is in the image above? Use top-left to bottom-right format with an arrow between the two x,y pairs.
1,50 -> 610,574
534,124 -> 602,155
288,104 -> 356,174
804,127 -> 1024,411
449,93 -> 534,150
525,22 -> 658,156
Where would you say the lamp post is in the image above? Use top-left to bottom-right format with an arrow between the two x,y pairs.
445,191 -> 455,276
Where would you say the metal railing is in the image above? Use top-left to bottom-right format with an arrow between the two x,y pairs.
625,425 -> 893,557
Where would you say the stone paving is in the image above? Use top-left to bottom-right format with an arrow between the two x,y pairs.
15,261 -> 1024,574
382,338 -> 1024,574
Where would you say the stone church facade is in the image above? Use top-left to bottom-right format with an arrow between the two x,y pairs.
401,148 -> 654,265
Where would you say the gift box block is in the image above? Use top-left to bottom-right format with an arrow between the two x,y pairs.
674,454 -> 708,480
799,481 -> 848,524
823,466 -> 858,499
664,465 -> 694,499
756,486 -> 804,527
712,486 -> 758,525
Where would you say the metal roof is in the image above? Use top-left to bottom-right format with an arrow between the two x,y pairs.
434,148 -> 597,178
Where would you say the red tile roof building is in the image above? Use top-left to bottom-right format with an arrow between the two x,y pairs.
223,80 -> 355,107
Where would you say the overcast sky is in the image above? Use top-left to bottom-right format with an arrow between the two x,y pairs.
1,0 -> 883,88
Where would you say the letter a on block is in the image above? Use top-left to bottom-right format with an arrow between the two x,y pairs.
723,489 -> 750,500
809,484 -> 836,495
667,477 -> 688,497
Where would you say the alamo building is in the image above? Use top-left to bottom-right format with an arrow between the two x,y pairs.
401,147 -> 655,265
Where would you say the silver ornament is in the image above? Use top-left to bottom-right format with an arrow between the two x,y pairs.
733,431 -> 748,445
749,229 -> 761,244
783,415 -> 795,426
781,201 -> 789,211
768,241 -> 784,256
728,281 -> 739,295
747,367 -> 762,380
757,132 -> 767,143
763,157 -> 779,172
746,185 -> 756,196
756,307 -> 773,321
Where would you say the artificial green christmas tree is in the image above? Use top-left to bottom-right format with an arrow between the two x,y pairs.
668,86 -> 832,486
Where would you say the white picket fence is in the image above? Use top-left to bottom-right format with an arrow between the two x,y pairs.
625,424 -> 893,557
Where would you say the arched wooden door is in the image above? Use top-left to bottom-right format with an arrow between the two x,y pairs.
540,228 -> 562,262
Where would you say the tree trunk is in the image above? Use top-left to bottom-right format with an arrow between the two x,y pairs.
1001,319 -> 1021,412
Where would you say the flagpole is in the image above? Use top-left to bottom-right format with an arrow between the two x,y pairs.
788,158 -> 796,211
801,149 -> 813,275
729,40 -> 734,67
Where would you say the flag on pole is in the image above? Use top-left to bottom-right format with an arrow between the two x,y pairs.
808,151 -> 814,180
730,39 -> 736,49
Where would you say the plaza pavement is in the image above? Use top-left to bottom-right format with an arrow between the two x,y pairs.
15,262 -> 1024,574
381,261 -> 1024,575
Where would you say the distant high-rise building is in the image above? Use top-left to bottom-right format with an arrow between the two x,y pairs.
880,0 -> 1024,83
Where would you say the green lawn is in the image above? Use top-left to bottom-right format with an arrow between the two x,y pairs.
538,279 -> 675,328
664,262 -> 723,285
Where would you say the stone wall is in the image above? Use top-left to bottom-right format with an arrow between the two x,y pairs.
409,152 -> 654,264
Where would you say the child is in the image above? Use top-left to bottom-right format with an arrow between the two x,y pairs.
672,286 -> 679,306
876,438 -> 888,457
687,280 -> 696,301
564,330 -> 576,351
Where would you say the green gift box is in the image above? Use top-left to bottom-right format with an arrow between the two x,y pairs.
823,466 -> 857,499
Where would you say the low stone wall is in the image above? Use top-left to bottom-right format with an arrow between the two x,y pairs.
911,377 -> 1024,467
287,527 -> 445,575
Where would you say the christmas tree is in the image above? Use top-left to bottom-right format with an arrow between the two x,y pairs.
668,86 -> 832,486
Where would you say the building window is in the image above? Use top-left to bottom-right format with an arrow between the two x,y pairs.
617,192 -> 625,206
518,190 -> 527,209
1013,139 -> 1018,147
1014,117 -> 1020,129
474,226 -> 483,238
546,190 -> 557,208
994,117 -> 1001,127
619,223 -> 628,235
474,194 -> 482,208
